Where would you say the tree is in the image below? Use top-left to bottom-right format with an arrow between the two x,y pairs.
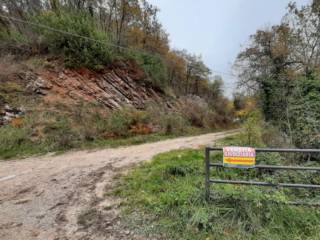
181,52 -> 211,95
289,72 -> 320,148
0,0 -> 220,102
284,1 -> 320,75
235,24 -> 296,127
165,50 -> 187,94
207,75 -> 223,100
235,0 -> 320,146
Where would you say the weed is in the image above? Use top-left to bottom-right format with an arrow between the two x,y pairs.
106,107 -> 150,137
114,135 -> 320,240
0,99 -> 227,160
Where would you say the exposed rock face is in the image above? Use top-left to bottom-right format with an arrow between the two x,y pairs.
0,104 -> 24,126
26,76 -> 53,95
0,60 -> 171,126
26,61 -> 166,109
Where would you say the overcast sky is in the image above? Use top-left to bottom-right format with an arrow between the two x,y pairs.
148,0 -> 310,96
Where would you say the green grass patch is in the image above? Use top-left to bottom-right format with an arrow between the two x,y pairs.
0,100 -> 216,160
0,125 -> 211,160
0,131 -> 171,160
113,135 -> 320,240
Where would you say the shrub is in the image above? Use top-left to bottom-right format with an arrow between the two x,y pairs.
31,10 -> 113,70
106,107 -> 150,137
289,73 -> 320,149
107,109 -> 134,137
241,110 -> 264,146
0,125 -> 30,157
203,110 -> 219,129
0,29 -> 28,44
179,96 -> 208,128
178,96 -> 232,130
71,104 -> 110,141
261,123 -> 290,148
146,102 -> 192,135
0,120 -> 49,159
42,116 -> 79,150
129,123 -> 152,135
128,51 -> 168,90
160,113 -> 190,135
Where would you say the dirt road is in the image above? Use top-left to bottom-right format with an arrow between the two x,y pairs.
0,130 -> 238,240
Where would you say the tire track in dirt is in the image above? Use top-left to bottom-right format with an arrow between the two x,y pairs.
0,130 -> 239,240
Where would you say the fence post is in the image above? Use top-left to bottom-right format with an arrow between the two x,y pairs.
205,147 -> 210,201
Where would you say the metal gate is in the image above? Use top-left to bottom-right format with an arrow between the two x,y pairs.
205,147 -> 320,204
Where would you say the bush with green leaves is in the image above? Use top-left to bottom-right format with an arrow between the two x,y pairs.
289,73 -> 320,149
32,10 -> 113,70
161,113 -> 190,135
0,109 -> 82,159
0,125 -> 32,159
146,102 -> 192,135
240,110 -> 264,146
106,107 -> 150,137
41,115 -> 79,150
0,29 -> 28,44
128,51 -> 168,90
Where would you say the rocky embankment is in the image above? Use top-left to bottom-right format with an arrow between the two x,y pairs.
27,61 -> 166,109
0,105 -> 24,126
0,60 -> 169,125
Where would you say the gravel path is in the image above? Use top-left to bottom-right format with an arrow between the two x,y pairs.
0,130 -> 239,240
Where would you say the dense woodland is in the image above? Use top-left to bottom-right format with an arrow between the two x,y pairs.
0,0 -> 224,101
235,0 -> 320,149
0,0 -> 234,158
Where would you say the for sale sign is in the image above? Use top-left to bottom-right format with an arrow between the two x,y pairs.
223,147 -> 256,168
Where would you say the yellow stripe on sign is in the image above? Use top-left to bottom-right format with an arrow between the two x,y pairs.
224,157 -> 255,165
223,147 -> 256,168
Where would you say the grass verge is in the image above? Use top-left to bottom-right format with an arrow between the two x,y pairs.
0,126 -> 215,160
113,135 -> 320,240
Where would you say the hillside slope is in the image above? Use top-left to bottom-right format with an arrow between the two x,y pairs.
0,56 -> 235,159
1,58 -> 167,124
29,61 -> 166,109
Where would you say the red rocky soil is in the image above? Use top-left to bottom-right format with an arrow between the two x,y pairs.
28,60 -> 167,109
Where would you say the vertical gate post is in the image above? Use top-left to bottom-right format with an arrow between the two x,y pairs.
205,147 -> 210,201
